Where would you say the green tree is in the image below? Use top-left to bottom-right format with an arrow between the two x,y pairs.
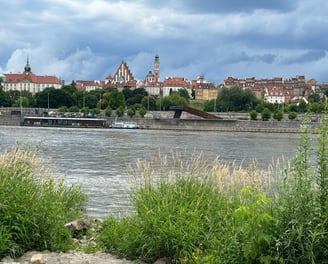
35,87 -> 74,108
85,94 -> 99,109
0,87 -> 13,107
58,106 -> 67,112
139,106 -> 147,117
108,90 -> 125,110
298,100 -> 308,113
141,96 -> 157,111
158,93 -> 188,111
289,104 -> 299,112
68,105 -> 79,112
191,89 -> 196,100
123,88 -> 148,107
115,106 -> 124,117
127,107 -> 136,118
177,89 -> 190,101
249,110 -> 258,120
80,107 -> 89,116
217,87 -> 257,112
308,102 -> 322,113
273,110 -> 284,121
13,97 -> 29,107
202,99 -> 216,112
288,112 -> 297,120
261,108 -> 271,121
308,93 -> 321,103
105,106 -> 112,117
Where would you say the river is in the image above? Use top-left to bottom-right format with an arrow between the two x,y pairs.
0,126 -> 301,218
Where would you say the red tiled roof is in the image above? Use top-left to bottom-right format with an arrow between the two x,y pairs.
4,73 -> 62,85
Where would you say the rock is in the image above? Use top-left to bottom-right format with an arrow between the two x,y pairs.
65,220 -> 90,232
153,257 -> 171,264
31,253 -> 45,264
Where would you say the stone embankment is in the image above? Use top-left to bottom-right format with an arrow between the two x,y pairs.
0,107 -> 323,133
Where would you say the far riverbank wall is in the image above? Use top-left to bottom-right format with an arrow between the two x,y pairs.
0,108 -> 323,133
135,118 -> 321,133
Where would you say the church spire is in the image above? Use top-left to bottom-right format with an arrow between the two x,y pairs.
24,57 -> 31,73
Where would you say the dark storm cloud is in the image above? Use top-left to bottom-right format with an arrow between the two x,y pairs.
1,0 -> 328,83
282,50 -> 326,64
143,0 -> 295,13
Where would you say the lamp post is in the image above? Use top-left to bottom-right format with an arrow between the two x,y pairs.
47,92 -> 50,112
147,93 -> 150,111
214,97 -> 216,112
20,89 -> 23,119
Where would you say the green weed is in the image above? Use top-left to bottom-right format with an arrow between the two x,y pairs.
0,146 -> 88,258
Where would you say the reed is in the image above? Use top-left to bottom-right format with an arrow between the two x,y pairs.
100,151 -> 281,263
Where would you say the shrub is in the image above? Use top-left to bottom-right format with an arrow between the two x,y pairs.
138,106 -> 147,118
249,110 -> 258,120
273,110 -> 283,121
0,146 -> 87,258
127,107 -> 136,118
273,119 -> 328,262
261,108 -> 271,121
105,106 -> 112,117
288,111 -> 297,120
68,105 -> 79,112
115,106 -> 124,117
58,106 -> 67,113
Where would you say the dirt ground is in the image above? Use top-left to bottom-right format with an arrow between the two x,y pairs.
1,251 -> 146,264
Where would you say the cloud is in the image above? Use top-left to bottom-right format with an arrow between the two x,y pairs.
282,50 -> 326,64
1,0 -> 328,84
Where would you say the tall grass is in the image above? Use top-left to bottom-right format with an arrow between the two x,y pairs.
99,152 -> 280,263
0,146 -> 87,258
99,115 -> 328,263
274,117 -> 328,263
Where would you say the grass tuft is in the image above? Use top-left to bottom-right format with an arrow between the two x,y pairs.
0,146 -> 88,258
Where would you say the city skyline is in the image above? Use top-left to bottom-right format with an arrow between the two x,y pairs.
1,0 -> 328,84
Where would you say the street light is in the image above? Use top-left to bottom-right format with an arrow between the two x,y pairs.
47,92 -> 50,111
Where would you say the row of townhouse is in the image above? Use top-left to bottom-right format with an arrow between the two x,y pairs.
1,56 -> 325,104
74,58 -> 220,101
223,75 -> 322,104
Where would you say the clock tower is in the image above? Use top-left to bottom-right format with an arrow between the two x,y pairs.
154,54 -> 160,83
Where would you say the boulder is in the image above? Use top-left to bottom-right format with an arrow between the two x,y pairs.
31,253 -> 45,264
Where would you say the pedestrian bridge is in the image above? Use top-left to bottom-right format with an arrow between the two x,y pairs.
171,105 -> 220,119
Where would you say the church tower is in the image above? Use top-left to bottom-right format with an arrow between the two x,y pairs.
24,57 -> 32,73
154,54 -> 160,83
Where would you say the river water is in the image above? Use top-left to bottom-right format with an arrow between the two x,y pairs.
0,126 -> 302,218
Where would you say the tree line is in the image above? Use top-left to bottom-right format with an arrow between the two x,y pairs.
0,83 -> 327,119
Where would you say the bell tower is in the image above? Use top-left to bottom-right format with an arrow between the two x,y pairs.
154,54 -> 160,83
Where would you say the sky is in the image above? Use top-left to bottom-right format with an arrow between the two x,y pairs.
1,0 -> 328,85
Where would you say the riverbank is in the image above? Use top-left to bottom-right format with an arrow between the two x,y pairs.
1,251 -> 142,264
0,107 -> 323,133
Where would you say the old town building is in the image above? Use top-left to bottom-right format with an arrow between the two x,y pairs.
224,75 -> 312,103
2,58 -> 63,94
75,80 -> 106,91
162,77 -> 190,97
191,75 -> 218,100
105,60 -> 137,89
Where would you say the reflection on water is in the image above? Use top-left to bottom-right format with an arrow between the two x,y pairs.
0,126 -> 301,218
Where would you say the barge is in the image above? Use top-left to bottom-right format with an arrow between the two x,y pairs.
23,116 -> 107,128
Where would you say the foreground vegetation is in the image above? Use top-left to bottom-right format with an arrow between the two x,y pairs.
99,118 -> 328,263
0,146 -> 87,258
0,116 -> 327,263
